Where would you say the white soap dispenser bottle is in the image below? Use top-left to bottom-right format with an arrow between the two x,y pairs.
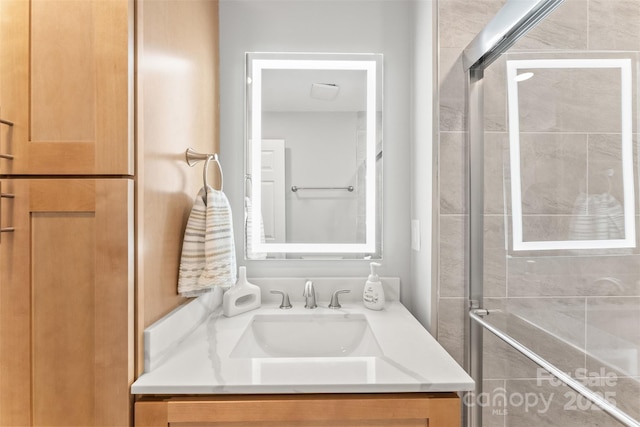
363,262 -> 384,310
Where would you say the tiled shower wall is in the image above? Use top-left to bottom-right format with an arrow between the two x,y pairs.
436,0 -> 640,425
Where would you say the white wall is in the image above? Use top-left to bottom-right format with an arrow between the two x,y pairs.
410,0 -> 436,331
219,0 -> 433,322
263,111 -> 360,245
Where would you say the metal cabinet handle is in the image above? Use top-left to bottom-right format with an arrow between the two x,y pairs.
0,185 -> 15,242
328,289 -> 351,309
0,119 -> 14,161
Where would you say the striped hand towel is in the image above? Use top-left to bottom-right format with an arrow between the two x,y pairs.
569,192 -> 624,241
244,196 -> 267,260
178,187 -> 237,297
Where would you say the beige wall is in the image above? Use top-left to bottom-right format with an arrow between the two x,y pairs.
136,0 -> 219,374
437,0 -> 640,425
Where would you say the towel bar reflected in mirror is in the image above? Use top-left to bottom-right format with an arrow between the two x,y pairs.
291,186 -> 354,192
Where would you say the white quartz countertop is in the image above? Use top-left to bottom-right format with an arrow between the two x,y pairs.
132,285 -> 474,394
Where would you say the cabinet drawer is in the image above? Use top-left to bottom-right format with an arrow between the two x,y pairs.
135,394 -> 461,427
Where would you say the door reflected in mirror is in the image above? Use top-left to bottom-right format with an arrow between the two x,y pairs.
245,52 -> 382,260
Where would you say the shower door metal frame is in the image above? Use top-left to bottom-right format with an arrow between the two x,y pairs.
461,1 -> 566,426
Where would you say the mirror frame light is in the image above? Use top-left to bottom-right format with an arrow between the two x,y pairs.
507,58 -> 636,251
249,54 -> 380,254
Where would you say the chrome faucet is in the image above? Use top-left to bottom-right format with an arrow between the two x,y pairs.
303,280 -> 317,309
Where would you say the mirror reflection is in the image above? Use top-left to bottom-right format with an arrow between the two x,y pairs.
506,57 -> 636,252
245,53 -> 382,260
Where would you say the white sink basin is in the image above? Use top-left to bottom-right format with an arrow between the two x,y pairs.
230,313 -> 383,358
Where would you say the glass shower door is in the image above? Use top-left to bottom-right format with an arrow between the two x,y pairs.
473,49 -> 640,427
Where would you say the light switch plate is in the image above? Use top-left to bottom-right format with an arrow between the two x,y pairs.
411,219 -> 421,251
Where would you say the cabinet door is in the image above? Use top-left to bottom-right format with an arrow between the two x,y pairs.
0,0 -> 133,175
0,179 -> 133,426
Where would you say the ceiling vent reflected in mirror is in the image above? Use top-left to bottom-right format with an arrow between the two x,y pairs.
310,83 -> 340,101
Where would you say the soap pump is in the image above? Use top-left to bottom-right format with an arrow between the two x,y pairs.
362,262 -> 384,310
223,266 -> 261,317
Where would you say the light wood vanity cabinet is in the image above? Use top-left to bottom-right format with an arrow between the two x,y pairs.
135,394 -> 461,427
0,0 -> 135,425
0,0 -> 133,175
0,179 -> 134,426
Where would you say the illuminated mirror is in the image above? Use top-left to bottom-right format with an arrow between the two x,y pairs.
245,53 -> 382,259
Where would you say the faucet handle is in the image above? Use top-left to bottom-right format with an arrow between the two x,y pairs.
328,289 -> 351,309
270,290 -> 292,309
